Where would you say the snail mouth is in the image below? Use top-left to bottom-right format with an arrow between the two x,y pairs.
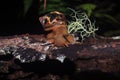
44,26 -> 51,29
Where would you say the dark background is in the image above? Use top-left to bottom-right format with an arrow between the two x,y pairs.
0,0 -> 120,36
0,0 -> 43,36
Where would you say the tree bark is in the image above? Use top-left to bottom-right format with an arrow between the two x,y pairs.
0,34 -> 120,80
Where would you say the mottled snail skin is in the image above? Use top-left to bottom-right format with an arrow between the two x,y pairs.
39,11 -> 74,47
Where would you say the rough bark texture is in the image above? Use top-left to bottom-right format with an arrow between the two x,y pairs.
0,34 -> 120,80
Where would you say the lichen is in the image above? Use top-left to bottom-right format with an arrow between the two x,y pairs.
67,8 -> 98,41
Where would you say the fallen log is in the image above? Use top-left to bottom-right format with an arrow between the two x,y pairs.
0,34 -> 120,80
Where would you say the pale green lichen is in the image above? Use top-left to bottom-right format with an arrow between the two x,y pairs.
67,8 -> 98,41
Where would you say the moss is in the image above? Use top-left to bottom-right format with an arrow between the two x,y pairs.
67,8 -> 98,41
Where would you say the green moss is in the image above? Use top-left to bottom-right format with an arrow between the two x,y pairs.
67,8 -> 98,41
